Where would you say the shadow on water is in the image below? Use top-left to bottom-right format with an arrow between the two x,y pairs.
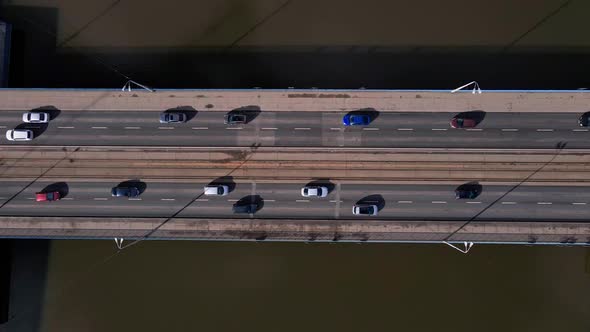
4,5 -> 590,89
1,240 -> 49,331
209,176 -> 236,193
40,182 -> 69,198
163,106 -> 198,122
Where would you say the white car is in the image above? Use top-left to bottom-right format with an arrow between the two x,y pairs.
352,204 -> 378,216
6,129 -> 33,141
204,185 -> 229,196
22,112 -> 49,123
301,186 -> 328,197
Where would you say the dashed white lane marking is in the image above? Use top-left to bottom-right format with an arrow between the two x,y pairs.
161,198 -> 176,201
261,127 -> 278,130
397,200 -> 413,203
58,126 -> 74,129
432,201 -> 447,204
501,202 -> 517,205
466,201 -> 481,204
227,199 -> 239,202
93,198 -> 108,201
158,127 -> 174,130
432,128 -> 447,131
537,202 -> 552,205
91,126 -> 108,129
294,128 -> 311,130
536,129 -> 554,132
397,128 -> 413,131
363,128 -> 379,131
62,197 -> 73,200
573,129 -> 588,132
128,198 -> 142,201
502,129 -> 519,132
466,128 -> 483,131
0,126 -> 6,129
329,200 -> 343,203
572,202 -> 587,205
194,198 -> 208,202
296,199 -> 310,202
26,197 -> 34,200
226,127 -> 243,130
192,127 -> 208,130
330,128 -> 341,131
124,126 -> 141,129
265,199 -> 276,202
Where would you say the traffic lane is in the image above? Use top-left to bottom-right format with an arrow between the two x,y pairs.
6,122 -> 590,148
252,183 -> 337,219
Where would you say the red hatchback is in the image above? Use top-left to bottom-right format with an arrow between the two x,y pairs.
36,191 -> 61,202
450,117 -> 477,129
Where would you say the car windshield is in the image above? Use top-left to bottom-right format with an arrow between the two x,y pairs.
47,192 -> 54,200
217,187 -> 223,194
358,206 -> 373,214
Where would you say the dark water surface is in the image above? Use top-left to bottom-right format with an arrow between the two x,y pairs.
7,240 -> 589,332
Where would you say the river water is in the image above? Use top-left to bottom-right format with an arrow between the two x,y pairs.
7,240 -> 589,332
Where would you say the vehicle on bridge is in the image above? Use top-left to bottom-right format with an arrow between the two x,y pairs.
111,186 -> 140,198
5,129 -> 33,141
342,114 -> 371,126
224,112 -> 247,125
450,116 -> 476,129
159,112 -> 186,123
352,204 -> 378,216
35,191 -> 60,202
301,186 -> 328,197
22,111 -> 49,123
232,201 -> 259,214
204,185 -> 229,196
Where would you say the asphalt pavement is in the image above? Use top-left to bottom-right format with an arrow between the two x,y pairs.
1,180 -> 589,221
0,111 -> 589,148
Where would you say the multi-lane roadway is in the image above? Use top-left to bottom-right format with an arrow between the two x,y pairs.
1,111 -> 590,148
1,180 -> 589,221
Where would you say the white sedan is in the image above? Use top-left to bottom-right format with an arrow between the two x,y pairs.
301,186 -> 328,197
22,112 -> 49,123
6,129 -> 33,141
352,204 -> 378,216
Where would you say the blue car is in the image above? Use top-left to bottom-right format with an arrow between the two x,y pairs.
342,114 -> 371,126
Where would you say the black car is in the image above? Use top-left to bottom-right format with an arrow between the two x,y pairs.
111,186 -> 140,198
224,112 -> 247,125
455,186 -> 481,199
232,201 -> 258,213
578,113 -> 590,127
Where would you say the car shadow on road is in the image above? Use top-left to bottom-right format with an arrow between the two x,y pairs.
117,180 -> 147,195
305,179 -> 336,194
453,110 -> 486,126
356,194 -> 385,211
228,105 -> 261,124
40,182 -> 69,198
32,105 -> 61,121
236,194 -> 264,213
15,123 -> 48,139
164,106 -> 198,122
209,176 -> 237,193
455,181 -> 483,198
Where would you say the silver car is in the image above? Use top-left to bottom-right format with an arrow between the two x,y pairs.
6,129 -> 33,141
352,204 -> 378,216
159,112 -> 186,123
204,185 -> 229,196
22,112 -> 49,123
301,186 -> 328,197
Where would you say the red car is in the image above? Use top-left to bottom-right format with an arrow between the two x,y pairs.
36,191 -> 61,202
450,117 -> 477,128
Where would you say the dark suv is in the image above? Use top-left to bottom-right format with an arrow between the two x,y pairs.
232,201 -> 259,213
455,184 -> 482,199
111,186 -> 140,198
